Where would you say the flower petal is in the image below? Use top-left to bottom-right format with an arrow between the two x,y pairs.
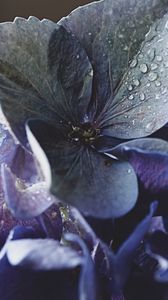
27,120 -> 138,218
6,238 -> 83,270
0,17 -> 93,145
0,227 -> 79,300
147,231 -> 168,282
1,164 -> 55,219
65,233 -> 97,300
100,12 -> 168,138
60,0 -> 168,116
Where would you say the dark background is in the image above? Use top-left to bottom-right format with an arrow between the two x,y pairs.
0,0 -> 92,22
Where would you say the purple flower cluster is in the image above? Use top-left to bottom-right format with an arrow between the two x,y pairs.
0,0 -> 168,299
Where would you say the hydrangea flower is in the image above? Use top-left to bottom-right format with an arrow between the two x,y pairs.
1,0 -> 168,219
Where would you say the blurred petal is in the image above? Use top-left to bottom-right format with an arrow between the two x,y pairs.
6,238 -> 83,270
147,231 -> 168,282
65,233 -> 97,300
27,120 -> 138,218
0,227 -> 79,300
0,17 -> 92,145
93,202 -> 157,296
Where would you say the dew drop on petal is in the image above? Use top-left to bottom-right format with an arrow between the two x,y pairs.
165,20 -> 168,30
156,55 -> 163,62
130,58 -> 138,68
89,69 -> 93,77
140,63 -> 148,73
147,48 -> 155,61
133,79 -> 140,87
150,63 -> 158,70
161,87 -> 167,95
139,92 -> 146,101
155,80 -> 161,87
145,122 -> 155,133
129,94 -> 134,100
127,169 -> 132,174
148,72 -> 158,82
128,84 -> 133,91
164,61 -> 168,68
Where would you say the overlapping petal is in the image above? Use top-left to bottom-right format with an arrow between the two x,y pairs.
27,120 -> 138,218
60,0 -> 168,132
0,17 -> 93,146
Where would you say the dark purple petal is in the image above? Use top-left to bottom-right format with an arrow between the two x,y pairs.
93,202 -> 157,297
147,231 -> 168,282
26,120 -> 138,218
147,230 -> 168,259
113,145 -> 168,204
0,17 -> 93,146
65,233 -> 97,300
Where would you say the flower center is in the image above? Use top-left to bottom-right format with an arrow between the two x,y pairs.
68,122 -> 100,145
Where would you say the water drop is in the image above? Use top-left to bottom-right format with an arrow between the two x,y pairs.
145,122 -> 155,133
129,94 -> 134,100
138,53 -> 144,59
148,72 -> 158,82
89,69 -> 93,77
146,82 -> 151,87
118,33 -> 124,39
161,87 -> 167,95
147,48 -> 155,61
150,63 -> 158,70
130,58 -> 138,68
139,92 -> 146,101
128,84 -> 133,91
164,61 -> 168,68
165,20 -> 168,30
127,169 -> 132,174
156,55 -> 163,62
140,63 -> 148,73
76,54 -> 80,59
133,79 -> 140,87
88,32 -> 92,36
155,81 -> 161,87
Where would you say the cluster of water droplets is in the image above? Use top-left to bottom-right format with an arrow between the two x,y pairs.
113,15 -> 168,134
